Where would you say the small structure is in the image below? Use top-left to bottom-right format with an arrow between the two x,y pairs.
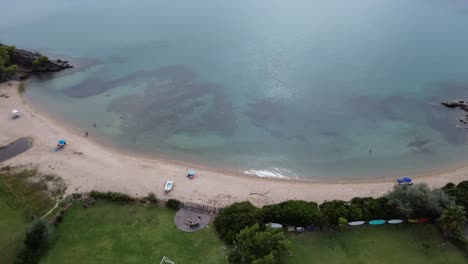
160,256 -> 175,264
185,216 -> 201,228
187,170 -> 196,179
10,109 -> 19,119
164,180 -> 174,194
287,226 -> 295,232
174,207 -> 211,232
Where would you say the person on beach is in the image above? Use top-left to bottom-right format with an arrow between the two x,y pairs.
93,122 -> 96,127
85,131 -> 88,137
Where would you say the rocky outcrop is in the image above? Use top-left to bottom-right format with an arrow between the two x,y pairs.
442,100 -> 468,125
0,43 -> 73,81
441,100 -> 468,112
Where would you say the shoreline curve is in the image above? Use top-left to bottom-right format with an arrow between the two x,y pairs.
1,81 -> 467,207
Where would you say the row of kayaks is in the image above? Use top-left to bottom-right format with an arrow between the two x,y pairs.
348,219 -> 408,226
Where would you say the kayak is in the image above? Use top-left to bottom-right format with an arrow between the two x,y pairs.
348,221 -> 365,226
388,219 -> 404,224
368,220 -> 386,225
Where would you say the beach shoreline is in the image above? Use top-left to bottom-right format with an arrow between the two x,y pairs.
1,81 -> 467,207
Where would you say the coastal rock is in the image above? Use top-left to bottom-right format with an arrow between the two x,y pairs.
0,43 -> 73,82
441,100 -> 468,111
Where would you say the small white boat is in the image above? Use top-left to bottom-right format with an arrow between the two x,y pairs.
164,180 -> 173,193
388,219 -> 404,224
348,221 -> 365,226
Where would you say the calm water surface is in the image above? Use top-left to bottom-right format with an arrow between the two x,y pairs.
1,0 -> 468,180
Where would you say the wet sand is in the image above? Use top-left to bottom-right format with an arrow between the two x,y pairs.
0,81 -> 466,207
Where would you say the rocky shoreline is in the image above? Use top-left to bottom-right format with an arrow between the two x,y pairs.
0,43 -> 72,82
441,100 -> 468,125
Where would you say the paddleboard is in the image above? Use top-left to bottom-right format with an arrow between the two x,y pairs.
368,220 -> 386,225
388,219 -> 403,224
348,221 -> 365,226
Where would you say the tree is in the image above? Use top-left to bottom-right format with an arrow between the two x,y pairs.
443,181 -> 468,216
15,220 -> 54,264
0,45 -> 17,80
386,183 -> 452,218
214,201 -> 262,244
320,200 -> 349,228
261,200 -> 322,226
439,205 -> 467,240
228,223 -> 291,264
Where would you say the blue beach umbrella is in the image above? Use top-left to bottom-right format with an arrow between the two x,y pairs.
188,170 -> 196,176
402,177 -> 412,183
58,139 -> 67,145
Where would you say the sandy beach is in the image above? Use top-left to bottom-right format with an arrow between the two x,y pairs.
0,81 -> 467,207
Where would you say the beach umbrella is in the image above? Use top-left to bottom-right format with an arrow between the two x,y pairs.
11,109 -> 19,115
402,177 -> 412,183
58,139 -> 67,145
188,170 -> 196,176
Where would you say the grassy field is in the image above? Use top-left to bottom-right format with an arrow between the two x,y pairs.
0,181 -> 30,263
283,224 -> 467,264
40,201 -> 226,264
0,168 -> 58,264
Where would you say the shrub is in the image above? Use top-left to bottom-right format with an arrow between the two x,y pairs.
145,192 -> 158,203
89,191 -> 134,202
386,183 -> 452,219
348,197 -> 396,221
320,200 -> 349,228
228,223 -> 291,264
214,201 -> 262,244
0,45 -> 17,80
338,217 -> 348,231
438,205 -> 467,240
15,220 -> 54,264
261,200 -> 322,226
32,55 -> 48,65
166,199 -> 182,210
443,181 -> 468,216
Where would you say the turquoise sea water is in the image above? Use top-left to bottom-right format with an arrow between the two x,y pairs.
1,0 -> 468,180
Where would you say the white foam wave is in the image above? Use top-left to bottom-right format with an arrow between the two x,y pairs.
244,167 -> 299,179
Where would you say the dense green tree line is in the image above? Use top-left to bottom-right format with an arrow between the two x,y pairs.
0,45 -> 18,80
215,182 -> 468,263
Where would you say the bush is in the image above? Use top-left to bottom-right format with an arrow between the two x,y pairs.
166,199 -> 182,210
228,223 -> 291,264
214,201 -> 262,244
145,192 -> 158,203
320,200 -> 349,228
443,181 -> 468,216
15,220 -> 54,264
0,45 -> 17,80
261,200 -> 322,227
32,55 -> 48,65
348,197 -> 396,221
386,183 -> 452,219
89,191 -> 134,202
338,217 -> 348,231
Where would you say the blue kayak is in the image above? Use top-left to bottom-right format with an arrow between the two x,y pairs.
368,220 -> 386,225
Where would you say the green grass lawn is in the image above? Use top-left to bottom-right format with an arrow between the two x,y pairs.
0,181 -> 30,264
0,168 -> 57,264
283,224 -> 467,264
40,201 -> 226,264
